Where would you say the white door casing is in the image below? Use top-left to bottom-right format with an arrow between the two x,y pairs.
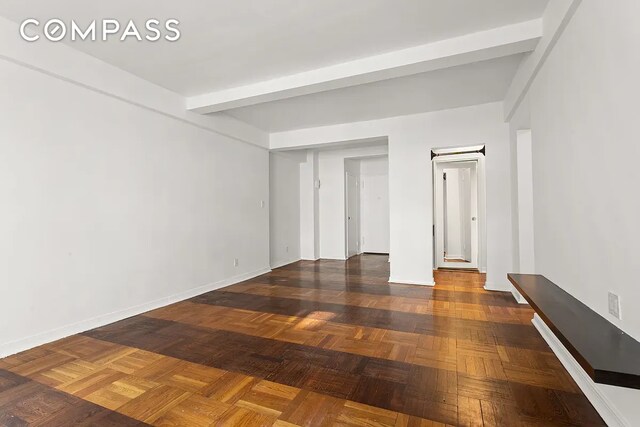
433,152 -> 486,270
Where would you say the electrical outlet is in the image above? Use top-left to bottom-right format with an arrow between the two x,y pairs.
234,258 -> 239,267
608,292 -> 621,319
260,200 -> 265,208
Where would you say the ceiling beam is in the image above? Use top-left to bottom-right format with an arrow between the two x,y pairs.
187,19 -> 543,114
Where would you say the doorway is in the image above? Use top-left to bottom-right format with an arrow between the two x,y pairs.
344,156 -> 390,260
433,149 -> 486,270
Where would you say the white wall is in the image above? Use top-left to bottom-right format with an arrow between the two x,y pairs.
270,153 -> 301,268
272,102 -> 513,288
360,156 -> 389,176
360,157 -> 390,254
0,36 -> 270,357
515,130 -> 535,273
513,1 -> 640,423
506,94 -> 531,303
0,17 -> 268,149
299,151 -> 319,260
528,0 -> 640,341
508,96 -> 531,275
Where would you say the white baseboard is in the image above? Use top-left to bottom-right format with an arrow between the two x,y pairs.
0,266 -> 271,359
362,249 -> 390,254
271,258 -> 301,269
389,277 -> 435,286
532,314 -> 629,427
483,283 -> 511,292
510,287 -> 529,304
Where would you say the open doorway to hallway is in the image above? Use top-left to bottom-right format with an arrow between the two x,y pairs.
432,147 -> 486,271
345,156 -> 389,259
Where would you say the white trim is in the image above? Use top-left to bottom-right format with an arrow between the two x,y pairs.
433,153 -> 486,272
510,287 -> 529,304
271,258 -> 301,269
389,277 -> 435,286
532,314 -> 629,427
432,144 -> 485,156
321,256 -> 348,261
0,266 -> 271,358
483,283 -> 511,292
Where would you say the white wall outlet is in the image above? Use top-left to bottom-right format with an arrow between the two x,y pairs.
608,292 -> 621,319
260,200 -> 265,208
234,258 -> 239,267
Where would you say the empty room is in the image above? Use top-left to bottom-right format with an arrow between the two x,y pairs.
1,1 -> 639,426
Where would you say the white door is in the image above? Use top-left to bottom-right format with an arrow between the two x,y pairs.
346,173 -> 360,258
361,174 -> 390,253
434,160 -> 478,269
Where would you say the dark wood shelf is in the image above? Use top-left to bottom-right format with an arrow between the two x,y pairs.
508,273 -> 640,390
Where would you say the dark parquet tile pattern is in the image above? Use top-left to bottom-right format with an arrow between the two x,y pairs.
0,255 -> 604,426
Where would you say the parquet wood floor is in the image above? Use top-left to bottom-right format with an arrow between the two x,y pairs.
0,255 -> 605,426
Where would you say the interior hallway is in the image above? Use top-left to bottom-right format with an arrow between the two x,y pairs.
0,255 -> 604,426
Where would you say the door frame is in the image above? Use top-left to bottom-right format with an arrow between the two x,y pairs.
345,171 -> 360,259
433,152 -> 486,271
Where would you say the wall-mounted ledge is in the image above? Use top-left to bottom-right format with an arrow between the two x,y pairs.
508,273 -> 640,390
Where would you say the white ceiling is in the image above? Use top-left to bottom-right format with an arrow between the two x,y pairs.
0,0 -> 547,96
226,54 -> 525,132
